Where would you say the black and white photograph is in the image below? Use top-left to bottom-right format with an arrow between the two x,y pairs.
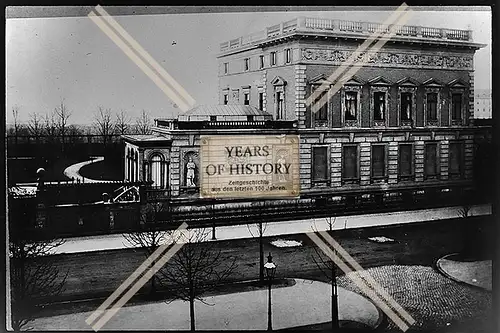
5,5 -> 495,332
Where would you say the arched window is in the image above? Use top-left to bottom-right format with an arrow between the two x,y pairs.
134,151 -> 139,182
127,148 -> 131,181
131,150 -> 135,182
150,154 -> 164,188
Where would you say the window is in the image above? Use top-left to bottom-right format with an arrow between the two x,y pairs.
449,142 -> 464,177
259,55 -> 264,69
371,145 -> 386,178
345,91 -> 358,120
270,52 -> 276,66
312,87 -> 328,125
276,91 -> 284,119
452,93 -> 462,121
399,144 -> 413,179
258,92 -> 264,111
312,147 -> 328,184
373,92 -> 386,121
244,92 -> 250,105
285,48 -> 291,63
224,62 -> 229,75
223,94 -> 228,105
426,93 -> 438,121
342,145 -> 358,181
424,143 -> 438,179
244,58 -> 250,71
401,92 -> 412,121
150,155 -> 164,188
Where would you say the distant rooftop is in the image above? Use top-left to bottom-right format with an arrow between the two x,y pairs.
219,17 -> 479,54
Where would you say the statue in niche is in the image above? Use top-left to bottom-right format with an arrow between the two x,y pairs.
185,156 -> 197,187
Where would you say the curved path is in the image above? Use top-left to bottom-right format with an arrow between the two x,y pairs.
63,157 -> 114,183
31,279 -> 380,331
437,254 -> 492,291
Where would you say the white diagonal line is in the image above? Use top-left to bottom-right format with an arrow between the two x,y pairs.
319,231 -> 416,326
307,4 -> 413,112
307,232 -> 413,331
94,5 -> 195,110
91,242 -> 185,331
86,222 -> 188,327
88,10 -> 194,112
306,3 -> 409,106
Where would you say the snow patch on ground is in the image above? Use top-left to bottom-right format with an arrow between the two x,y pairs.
368,236 -> 395,243
271,239 -> 303,248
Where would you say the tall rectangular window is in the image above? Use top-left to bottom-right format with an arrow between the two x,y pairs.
270,52 -> 276,66
276,91 -> 284,120
427,93 -> 438,121
452,93 -> 462,120
312,147 -> 328,183
244,58 -> 250,71
258,92 -> 264,111
425,143 -> 438,179
224,62 -> 229,75
223,94 -> 228,105
345,91 -> 358,120
342,145 -> 358,180
313,89 -> 328,123
285,48 -> 291,63
449,142 -> 464,177
401,92 -> 412,121
259,55 -> 264,69
371,145 -> 386,178
244,92 -> 250,105
399,144 -> 413,179
373,92 -> 386,120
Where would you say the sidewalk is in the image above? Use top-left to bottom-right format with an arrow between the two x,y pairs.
53,204 -> 492,255
30,279 -> 381,331
436,254 -> 492,291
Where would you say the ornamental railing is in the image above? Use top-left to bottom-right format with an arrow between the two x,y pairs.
220,17 -> 473,52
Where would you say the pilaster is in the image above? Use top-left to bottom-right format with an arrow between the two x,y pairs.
330,143 -> 342,187
295,65 -> 307,128
464,139 -> 474,179
170,146 -> 181,196
387,142 -> 399,184
359,143 -> 371,186
440,140 -> 449,181
414,141 -> 425,182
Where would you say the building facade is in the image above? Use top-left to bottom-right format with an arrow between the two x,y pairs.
474,89 -> 492,119
123,17 -> 490,211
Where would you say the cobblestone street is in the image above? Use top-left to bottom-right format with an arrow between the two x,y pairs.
337,265 -> 492,332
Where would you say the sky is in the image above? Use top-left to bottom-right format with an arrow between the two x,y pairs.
6,6 -> 491,125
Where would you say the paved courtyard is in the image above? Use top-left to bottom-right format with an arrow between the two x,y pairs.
337,265 -> 492,332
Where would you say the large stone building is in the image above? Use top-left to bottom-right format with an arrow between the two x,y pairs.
123,17 -> 490,212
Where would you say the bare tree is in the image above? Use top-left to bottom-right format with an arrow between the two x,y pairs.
123,198 -> 171,295
43,111 -> 58,143
114,109 -> 131,136
10,106 -> 21,144
54,100 -> 72,148
93,106 -> 115,146
159,229 -> 237,331
27,112 -> 43,143
311,217 -> 339,331
247,221 -> 268,283
247,200 -> 273,282
8,199 -> 68,330
135,110 -> 151,135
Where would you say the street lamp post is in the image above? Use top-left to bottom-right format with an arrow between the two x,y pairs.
264,252 -> 276,331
